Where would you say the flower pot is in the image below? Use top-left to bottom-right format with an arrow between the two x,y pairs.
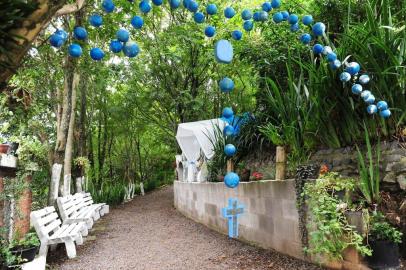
367,240 -> 400,269
0,144 -> 10,154
10,245 -> 38,264
345,210 -> 365,235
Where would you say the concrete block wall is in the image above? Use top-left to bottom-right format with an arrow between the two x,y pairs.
173,180 -> 304,260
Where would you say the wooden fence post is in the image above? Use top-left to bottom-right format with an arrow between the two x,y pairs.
275,146 -> 287,180
227,160 -> 234,173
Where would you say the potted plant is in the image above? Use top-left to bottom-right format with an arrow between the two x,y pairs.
0,144 -> 9,154
367,214 -> 403,269
8,232 -> 40,266
250,171 -> 263,181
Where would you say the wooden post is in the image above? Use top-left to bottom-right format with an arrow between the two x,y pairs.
14,175 -> 32,240
227,159 -> 234,173
0,175 -> 4,228
275,146 -> 287,180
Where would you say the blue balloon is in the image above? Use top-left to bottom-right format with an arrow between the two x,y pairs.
327,52 -> 337,62
102,0 -> 115,13
253,11 -> 261,22
312,22 -> 326,36
271,0 -> 281,8
215,40 -> 233,64
259,11 -> 269,21
182,0 -> 191,7
194,12 -> 205,23
300,33 -> 311,44
323,46 -> 333,55
361,90 -> 371,101
231,30 -> 243,41
367,105 -> 378,115
223,125 -> 235,137
152,0 -> 163,5
359,74 -> 370,85
224,144 -> 237,157
377,101 -> 388,111
330,60 -> 342,70
224,7 -> 236,18
219,77 -> 234,93
187,1 -> 198,12
241,9 -> 252,20
205,26 -> 216,37
123,42 -> 140,57
89,14 -> 103,27
131,16 -> 144,29
290,23 -> 299,32
340,72 -> 351,82
206,4 -> 217,15
302,15 -> 313,25
224,172 -> 240,188
110,40 -> 123,53
272,12 -> 283,23
379,109 -> 391,118
351,84 -> 363,95
73,26 -> 87,40
68,44 -> 82,57
281,11 -> 289,20
313,44 -> 324,54
117,29 -> 130,42
243,20 -> 254,31
262,2 -> 272,12
139,0 -> 152,13
50,34 -> 64,48
288,14 -> 298,24
345,62 -> 361,75
55,29 -> 68,41
222,107 -> 234,118
169,0 -> 181,9
90,48 -> 105,61
365,95 -> 376,104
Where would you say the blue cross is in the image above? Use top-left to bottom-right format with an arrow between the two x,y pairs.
222,198 -> 244,238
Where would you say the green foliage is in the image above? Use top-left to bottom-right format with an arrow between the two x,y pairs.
11,232 -> 40,249
303,173 -> 372,261
207,124 -> 227,182
369,213 -> 403,244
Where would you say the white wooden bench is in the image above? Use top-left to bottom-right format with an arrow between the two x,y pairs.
80,192 -> 109,217
30,207 -> 86,259
57,195 -> 95,230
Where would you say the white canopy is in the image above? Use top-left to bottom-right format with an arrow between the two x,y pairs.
176,118 -> 226,162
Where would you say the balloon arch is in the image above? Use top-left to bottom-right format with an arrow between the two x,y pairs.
48,0 -> 391,190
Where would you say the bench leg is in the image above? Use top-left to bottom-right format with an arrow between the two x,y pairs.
65,240 -> 77,258
103,205 -> 109,215
75,234 -> 84,245
39,242 -> 49,257
81,226 -> 89,237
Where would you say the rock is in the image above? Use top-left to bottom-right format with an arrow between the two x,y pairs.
397,174 -> 406,190
392,157 -> 406,173
383,172 -> 397,183
386,162 -> 398,172
383,154 -> 402,163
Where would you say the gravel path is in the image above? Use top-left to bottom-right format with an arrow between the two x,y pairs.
50,186 -> 322,270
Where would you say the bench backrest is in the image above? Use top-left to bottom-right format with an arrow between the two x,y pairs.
81,193 -> 95,207
30,206 -> 61,240
56,195 -> 81,221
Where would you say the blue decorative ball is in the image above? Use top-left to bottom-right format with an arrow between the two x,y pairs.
330,60 -> 341,70
367,105 -> 378,115
262,2 -> 272,12
300,33 -> 311,44
205,26 -> 216,37
290,23 -> 299,32
271,0 -> 281,8
110,40 -> 123,53
187,1 -> 198,12
259,11 -> 269,21
224,7 -> 236,18
152,0 -> 163,6
288,14 -> 299,24
131,16 -> 144,29
222,107 -> 234,118
313,44 -> 324,54
323,46 -> 333,55
68,44 -> 82,57
123,42 -> 140,58
253,11 -> 261,22
50,34 -> 64,48
102,0 -> 115,13
224,144 -> 237,157
183,0 -> 191,7
312,22 -> 326,36
379,109 -> 391,119
224,172 -> 240,188
345,62 -> 361,75
90,48 -> 105,61
376,101 -> 388,111
361,90 -> 371,101
223,125 -> 235,137
272,12 -> 283,23
327,52 -> 337,62
232,30 -> 243,41
73,26 -> 87,40
169,0 -> 181,9
219,77 -> 234,93
206,4 -> 217,15
89,14 -> 103,27
359,74 -> 370,85
55,29 -> 68,41
243,20 -> 254,31
117,29 -> 130,42
194,12 -> 205,23
365,95 -> 376,104
139,0 -> 152,13
351,84 -> 363,95
281,11 -> 289,20
340,72 -> 351,82
241,9 -> 252,20
302,15 -> 313,25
